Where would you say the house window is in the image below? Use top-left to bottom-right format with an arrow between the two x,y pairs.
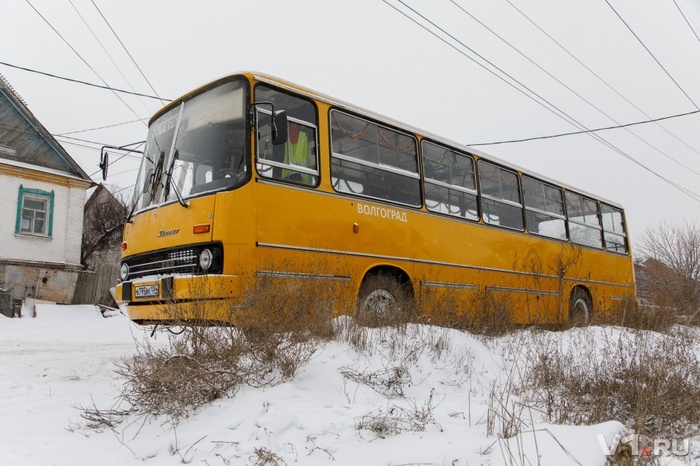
16,185 -> 54,237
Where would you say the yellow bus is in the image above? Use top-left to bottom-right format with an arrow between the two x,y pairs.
114,72 -> 636,326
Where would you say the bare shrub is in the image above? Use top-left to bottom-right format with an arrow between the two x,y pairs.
340,365 -> 411,397
637,220 -> 700,318
356,388 -> 442,438
80,275 -> 340,427
252,447 -> 287,466
521,327 -> 700,438
114,328 -> 246,422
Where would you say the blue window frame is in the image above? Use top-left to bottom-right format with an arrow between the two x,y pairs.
15,185 -> 54,237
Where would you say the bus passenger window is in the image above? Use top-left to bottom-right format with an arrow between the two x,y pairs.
422,141 -> 478,221
254,85 -> 319,187
566,192 -> 603,248
478,161 -> 523,230
330,110 -> 421,207
523,176 -> 566,240
601,204 -> 628,253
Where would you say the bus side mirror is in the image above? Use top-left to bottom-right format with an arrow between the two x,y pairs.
272,110 -> 288,145
99,149 -> 109,180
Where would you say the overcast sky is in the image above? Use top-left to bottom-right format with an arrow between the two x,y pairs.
2,0 -> 700,242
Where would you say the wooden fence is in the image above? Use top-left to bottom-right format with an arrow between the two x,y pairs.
72,264 -> 120,306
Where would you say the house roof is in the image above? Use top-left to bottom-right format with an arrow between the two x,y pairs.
0,73 -> 93,184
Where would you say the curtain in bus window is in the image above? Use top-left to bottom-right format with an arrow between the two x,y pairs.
522,176 -> 566,240
601,203 -> 628,253
330,110 -> 421,206
422,141 -> 478,221
478,160 -> 523,230
566,192 -> 603,248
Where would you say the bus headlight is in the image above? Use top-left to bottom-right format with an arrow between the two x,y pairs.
199,249 -> 213,271
120,263 -> 129,281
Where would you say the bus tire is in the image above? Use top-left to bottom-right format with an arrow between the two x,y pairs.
569,287 -> 592,325
356,274 -> 408,326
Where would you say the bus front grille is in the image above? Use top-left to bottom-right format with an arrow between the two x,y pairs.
122,243 -> 223,281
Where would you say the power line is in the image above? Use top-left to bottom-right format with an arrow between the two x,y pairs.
605,0 -> 699,110
25,0 -> 147,124
0,61 -> 167,101
468,108 -> 700,145
55,118 -> 147,136
449,0 -> 700,177
674,0 -> 700,42
672,0 -> 700,46
504,0 -> 700,159
383,1 -> 700,202
69,0 -> 153,115
384,1 -> 588,137
90,0 -> 167,105
56,134 -> 142,155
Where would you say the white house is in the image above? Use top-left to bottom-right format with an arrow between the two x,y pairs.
0,74 -> 93,313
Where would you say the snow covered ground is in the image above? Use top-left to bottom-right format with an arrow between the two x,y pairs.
0,304 -> 692,465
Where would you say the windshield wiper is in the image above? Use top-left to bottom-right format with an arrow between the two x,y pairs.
164,149 -> 188,208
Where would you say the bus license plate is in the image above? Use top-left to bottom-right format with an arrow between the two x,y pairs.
134,284 -> 159,299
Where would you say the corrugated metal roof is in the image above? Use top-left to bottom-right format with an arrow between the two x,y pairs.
0,73 -> 93,183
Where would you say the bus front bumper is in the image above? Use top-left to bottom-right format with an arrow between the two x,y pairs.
116,274 -> 242,324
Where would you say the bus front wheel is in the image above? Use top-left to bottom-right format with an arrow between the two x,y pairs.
356,274 -> 408,326
569,287 -> 592,325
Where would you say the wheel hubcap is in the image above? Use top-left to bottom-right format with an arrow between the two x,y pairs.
573,298 -> 590,322
363,289 -> 395,317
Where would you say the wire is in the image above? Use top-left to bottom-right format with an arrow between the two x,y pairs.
449,0 -> 700,177
384,1 -> 588,136
383,1 -> 700,202
468,107 -> 700,145
25,0 -> 147,124
54,118 -> 147,136
69,0 -> 153,115
672,0 -> 700,45
503,0 -> 700,158
90,0 -> 167,105
0,61 -> 167,101
605,0 -> 699,110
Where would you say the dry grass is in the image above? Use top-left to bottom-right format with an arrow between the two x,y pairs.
420,288 -> 516,336
355,388 -> 442,438
80,270 -> 700,455
590,302 -> 679,332
517,326 -> 700,439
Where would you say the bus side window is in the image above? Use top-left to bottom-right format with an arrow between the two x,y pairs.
601,203 -> 628,253
422,141 -> 478,221
523,176 -> 566,240
254,85 -> 319,187
566,192 -> 603,248
330,109 -> 421,207
478,160 -> 523,230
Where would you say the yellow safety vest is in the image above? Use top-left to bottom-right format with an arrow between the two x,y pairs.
283,131 -> 310,182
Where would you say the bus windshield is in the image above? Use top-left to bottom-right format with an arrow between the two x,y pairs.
132,78 -> 248,211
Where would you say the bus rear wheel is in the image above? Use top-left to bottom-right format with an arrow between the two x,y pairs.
569,287 -> 592,325
356,274 -> 409,326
